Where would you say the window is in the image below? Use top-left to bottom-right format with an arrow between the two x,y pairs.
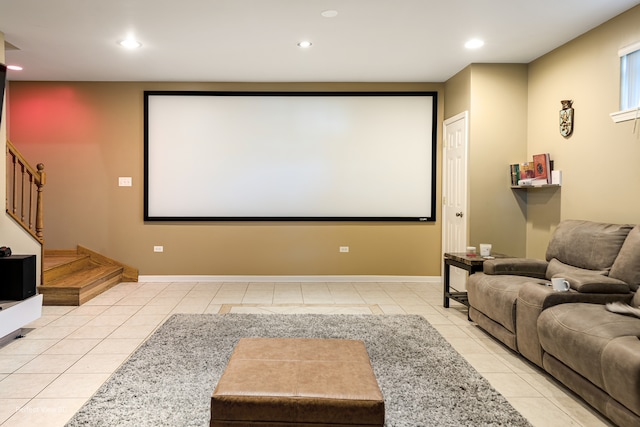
611,41 -> 640,123
620,44 -> 640,110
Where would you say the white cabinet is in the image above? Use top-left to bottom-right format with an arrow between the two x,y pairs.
0,294 -> 43,343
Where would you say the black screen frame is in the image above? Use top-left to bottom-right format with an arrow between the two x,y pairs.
143,90 -> 438,222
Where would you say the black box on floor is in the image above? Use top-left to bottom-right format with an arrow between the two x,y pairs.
0,255 -> 36,300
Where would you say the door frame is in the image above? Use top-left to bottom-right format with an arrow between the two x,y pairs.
442,111 -> 469,289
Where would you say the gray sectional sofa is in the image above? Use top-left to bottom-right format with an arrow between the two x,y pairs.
466,220 -> 640,426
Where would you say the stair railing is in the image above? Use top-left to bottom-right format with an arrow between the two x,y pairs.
6,139 -> 45,243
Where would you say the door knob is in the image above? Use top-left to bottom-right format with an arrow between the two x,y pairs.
455,212 -> 463,217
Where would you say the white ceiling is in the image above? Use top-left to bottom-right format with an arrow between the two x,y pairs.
1,0 -> 639,82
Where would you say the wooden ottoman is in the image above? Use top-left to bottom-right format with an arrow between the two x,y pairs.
210,337 -> 385,427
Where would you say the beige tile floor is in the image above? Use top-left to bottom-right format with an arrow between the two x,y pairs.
0,281 -> 614,427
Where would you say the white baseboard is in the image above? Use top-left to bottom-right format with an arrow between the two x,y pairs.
137,275 -> 440,283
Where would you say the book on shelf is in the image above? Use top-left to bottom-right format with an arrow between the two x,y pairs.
510,164 -> 520,185
533,153 -> 552,184
519,162 -> 535,180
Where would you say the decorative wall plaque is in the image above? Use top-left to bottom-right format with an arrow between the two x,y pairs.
559,100 -> 574,137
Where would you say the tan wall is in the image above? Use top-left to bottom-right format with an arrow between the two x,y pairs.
444,64 -> 528,257
443,66 -> 470,119
469,64 -> 529,257
7,82 -> 444,276
526,5 -> 640,257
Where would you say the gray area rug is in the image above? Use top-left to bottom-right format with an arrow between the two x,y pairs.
66,314 -> 531,426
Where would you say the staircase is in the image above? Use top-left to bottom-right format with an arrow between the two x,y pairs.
5,140 -> 138,306
39,246 -> 138,306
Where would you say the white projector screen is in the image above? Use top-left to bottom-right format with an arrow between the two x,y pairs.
144,91 -> 437,221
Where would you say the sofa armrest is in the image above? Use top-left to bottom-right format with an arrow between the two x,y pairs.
556,273 -> 630,294
515,283 -> 633,367
483,258 -> 548,279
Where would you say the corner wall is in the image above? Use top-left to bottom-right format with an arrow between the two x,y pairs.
445,5 -> 640,260
469,64 -> 528,256
444,64 -> 529,257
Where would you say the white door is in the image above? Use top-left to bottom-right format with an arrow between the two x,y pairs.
442,112 -> 469,290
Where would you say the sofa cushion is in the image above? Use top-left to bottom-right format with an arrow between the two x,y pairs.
610,226 -> 640,292
545,258 -> 608,280
538,303 -> 640,394
545,220 -> 633,271
467,273 -> 546,334
601,336 -> 640,418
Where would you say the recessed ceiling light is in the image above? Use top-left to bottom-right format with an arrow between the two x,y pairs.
118,39 -> 142,49
297,41 -> 312,48
7,65 -> 23,71
465,38 -> 484,49
321,10 -> 338,18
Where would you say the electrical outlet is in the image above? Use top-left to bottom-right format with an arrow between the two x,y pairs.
339,246 -> 349,253
153,246 -> 164,252
118,177 -> 132,187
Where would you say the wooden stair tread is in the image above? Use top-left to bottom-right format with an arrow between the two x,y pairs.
43,255 -> 87,270
43,254 -> 92,283
41,263 -> 123,289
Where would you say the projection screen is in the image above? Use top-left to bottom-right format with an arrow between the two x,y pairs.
144,91 -> 437,221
